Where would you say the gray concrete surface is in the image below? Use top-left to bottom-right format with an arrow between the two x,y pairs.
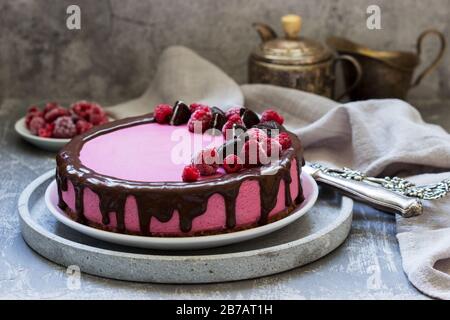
0,99 -> 428,299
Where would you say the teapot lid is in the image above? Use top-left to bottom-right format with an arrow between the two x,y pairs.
252,15 -> 332,65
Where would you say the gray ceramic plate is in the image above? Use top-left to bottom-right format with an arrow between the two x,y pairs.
18,170 -> 353,283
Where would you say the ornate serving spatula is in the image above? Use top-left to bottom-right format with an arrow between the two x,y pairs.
304,162 -> 450,218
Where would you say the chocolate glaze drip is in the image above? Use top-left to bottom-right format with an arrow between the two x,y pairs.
56,113 -> 305,235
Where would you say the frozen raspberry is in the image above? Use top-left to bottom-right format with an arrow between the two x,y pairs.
194,148 -> 219,166
188,109 -> 212,133
222,114 -> 243,138
76,119 -> 93,134
260,109 -> 284,125
193,163 -> 217,176
25,111 -> 44,129
97,115 -> 109,125
261,137 -> 282,158
70,101 -> 92,119
182,165 -> 200,182
87,106 -> 107,125
53,116 -> 77,138
225,106 -> 244,119
240,139 -> 267,167
38,124 -> 53,138
154,104 -> 173,124
222,154 -> 243,173
44,106 -> 69,123
26,105 -> 43,128
27,105 -> 40,114
29,116 -> 46,135
189,103 -> 211,114
277,132 -> 292,150
45,122 -> 55,133
69,109 -> 81,123
70,101 -> 104,122
192,148 -> 219,176
245,128 -> 267,142
43,102 -> 60,115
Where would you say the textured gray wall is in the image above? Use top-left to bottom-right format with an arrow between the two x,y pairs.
0,0 -> 449,106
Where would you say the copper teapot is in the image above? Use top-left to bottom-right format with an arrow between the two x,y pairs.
248,15 -> 362,101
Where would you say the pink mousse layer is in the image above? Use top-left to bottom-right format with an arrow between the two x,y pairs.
62,122 -> 300,235
80,123 -> 224,182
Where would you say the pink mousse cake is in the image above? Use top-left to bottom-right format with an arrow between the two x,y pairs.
56,103 -> 305,236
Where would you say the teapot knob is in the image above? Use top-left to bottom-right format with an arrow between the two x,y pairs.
281,14 -> 302,39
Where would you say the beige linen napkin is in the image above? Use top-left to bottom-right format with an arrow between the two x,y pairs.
108,46 -> 450,299
107,46 -> 243,119
243,85 -> 450,299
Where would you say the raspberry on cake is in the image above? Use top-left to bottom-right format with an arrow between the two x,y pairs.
188,108 -> 212,133
189,103 -> 211,114
192,148 -> 219,176
154,104 -> 173,124
222,114 -> 243,137
55,103 -> 305,237
225,106 -> 244,119
260,109 -> 284,125
182,165 -> 200,182
223,154 -> 243,173
277,132 -> 292,150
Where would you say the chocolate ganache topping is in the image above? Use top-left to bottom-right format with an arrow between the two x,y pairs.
56,112 -> 305,236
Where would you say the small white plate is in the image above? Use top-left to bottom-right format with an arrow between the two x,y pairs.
15,117 -> 71,152
15,116 -> 115,152
45,171 -> 319,250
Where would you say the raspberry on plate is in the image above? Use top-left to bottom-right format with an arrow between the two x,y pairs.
87,107 -> 107,125
260,109 -> 284,125
182,165 -> 200,182
222,154 -> 243,173
70,101 -> 104,122
70,101 -> 93,119
44,106 -> 69,123
154,104 -> 173,124
53,116 -> 77,138
29,116 -> 46,135
38,124 -> 53,138
43,102 -> 60,115
76,119 -> 94,134
188,109 -> 212,133
27,105 -> 40,114
25,111 -> 43,129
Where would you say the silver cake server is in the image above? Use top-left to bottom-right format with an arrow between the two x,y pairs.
304,162 -> 450,218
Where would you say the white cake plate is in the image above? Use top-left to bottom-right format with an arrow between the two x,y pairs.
44,172 -> 318,250
18,170 -> 353,283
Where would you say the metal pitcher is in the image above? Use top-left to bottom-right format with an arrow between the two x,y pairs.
249,15 -> 362,101
327,30 -> 446,100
